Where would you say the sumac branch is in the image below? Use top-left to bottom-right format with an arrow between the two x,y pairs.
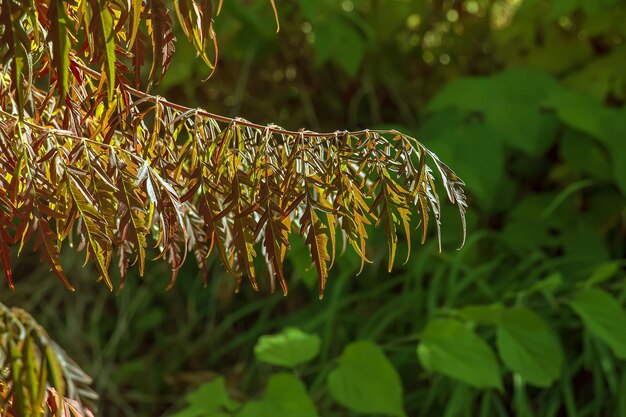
0,0 -> 467,298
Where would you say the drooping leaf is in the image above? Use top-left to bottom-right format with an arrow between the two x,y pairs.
300,203 -> 331,298
257,171 -> 290,294
1,0 -> 29,118
225,169 -> 258,290
117,159 -> 148,280
0,233 -> 13,288
173,0 -> 215,70
33,214 -> 74,292
147,0 -> 176,85
128,0 -> 143,48
332,170 -> 372,273
199,0 -> 213,49
47,0 -> 71,103
370,161 -> 413,271
66,174 -> 112,289
90,0 -> 117,99
0,196 -> 14,287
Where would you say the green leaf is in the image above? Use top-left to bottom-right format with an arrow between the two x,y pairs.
328,341 -> 406,417
569,288 -> 626,359
254,327 -> 321,368
510,29 -> 593,74
48,0 -> 71,103
170,376 -> 239,417
420,113 -> 510,212
586,261 -> 621,286
543,90 -> 625,148
427,69 -> 561,155
185,377 -> 237,410
2,0 -> 28,118
128,0 -> 143,48
559,129 -> 612,180
236,374 -> 318,417
95,0 -> 116,100
417,319 -> 502,390
526,272 -> 562,306
496,307 -> 563,387
562,222 -> 610,265
564,44 -> 626,99
527,272 -> 563,295
313,16 -> 366,77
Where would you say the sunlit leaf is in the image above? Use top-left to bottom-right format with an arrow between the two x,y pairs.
92,0 -> 117,99
254,327 -> 321,368
418,318 -> 502,390
66,174 -> 112,289
237,374 -> 318,417
1,0 -> 28,118
170,376 -> 239,417
47,0 -> 71,103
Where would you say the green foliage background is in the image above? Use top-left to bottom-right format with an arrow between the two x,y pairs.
2,0 -> 626,416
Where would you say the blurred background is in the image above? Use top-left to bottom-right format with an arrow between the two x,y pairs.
2,0 -> 626,416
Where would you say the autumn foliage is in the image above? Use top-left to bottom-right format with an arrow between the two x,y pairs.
0,2 -> 466,414
0,0 -> 466,298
